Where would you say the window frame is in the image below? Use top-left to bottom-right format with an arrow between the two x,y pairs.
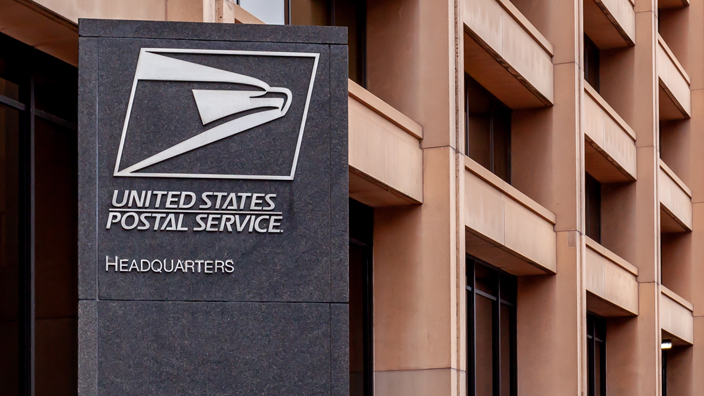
464,74 -> 512,184
585,172 -> 602,243
349,199 -> 374,396
235,0 -> 289,25
466,255 -> 517,396
0,32 -> 77,395
584,34 -> 600,92
269,0 -> 367,87
662,350 -> 668,396
586,313 -> 607,396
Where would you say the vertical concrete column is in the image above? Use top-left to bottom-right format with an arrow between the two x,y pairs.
606,1 -> 661,395
683,1 -> 704,395
507,0 -> 587,394
366,0 -> 463,395
658,2 -> 693,312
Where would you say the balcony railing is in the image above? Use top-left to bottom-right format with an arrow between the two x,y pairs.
659,0 -> 690,9
583,0 -> 635,48
348,81 -> 423,207
585,237 -> 638,316
657,35 -> 691,119
659,159 -> 692,232
464,156 -> 557,275
463,0 -> 554,108
660,285 -> 694,345
584,83 -> 637,182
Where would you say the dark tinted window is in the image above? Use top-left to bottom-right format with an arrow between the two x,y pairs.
465,75 -> 512,183
587,314 -> 606,396
0,32 -> 77,396
290,0 -> 366,86
350,199 -> 373,396
584,35 -> 600,92
467,257 -> 517,396
585,173 -> 601,242
662,350 -> 668,396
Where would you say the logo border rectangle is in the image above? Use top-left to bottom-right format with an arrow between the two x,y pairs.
113,48 -> 320,181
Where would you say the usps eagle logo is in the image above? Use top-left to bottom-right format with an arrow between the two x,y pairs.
113,48 -> 320,180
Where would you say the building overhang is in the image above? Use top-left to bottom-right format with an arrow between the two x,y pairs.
584,83 -> 637,183
464,157 -> 557,276
660,286 -> 694,345
463,0 -> 554,109
583,0 -> 636,49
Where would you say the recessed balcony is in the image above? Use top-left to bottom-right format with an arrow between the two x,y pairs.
584,83 -> 637,183
657,35 -> 691,120
660,286 -> 693,346
463,0 -> 554,109
464,156 -> 557,275
583,0 -> 635,48
348,80 -> 424,207
585,237 -> 638,316
659,159 -> 692,232
659,0 -> 690,9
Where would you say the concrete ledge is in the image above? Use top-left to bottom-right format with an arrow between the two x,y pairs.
584,83 -> 637,182
585,237 -> 638,316
657,35 -> 691,119
662,285 -> 694,312
584,0 -> 636,48
494,0 -> 553,56
659,159 -> 692,232
660,286 -> 694,345
349,81 -> 423,140
375,368 -> 458,395
659,0 -> 690,9
232,4 -> 262,24
349,82 -> 423,207
463,0 -> 554,108
465,157 -> 557,275
0,0 -> 79,65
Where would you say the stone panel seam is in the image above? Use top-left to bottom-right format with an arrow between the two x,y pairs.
93,299 -> 336,304
374,367 -> 464,373
78,20 -> 346,44
95,40 -> 100,396
329,43 -> 332,308
329,303 -> 332,396
94,38 -> 100,303
80,37 -> 341,46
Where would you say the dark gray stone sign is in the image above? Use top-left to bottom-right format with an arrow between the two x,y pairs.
78,19 -> 348,395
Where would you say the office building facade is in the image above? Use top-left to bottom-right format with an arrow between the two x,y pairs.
0,0 -> 702,395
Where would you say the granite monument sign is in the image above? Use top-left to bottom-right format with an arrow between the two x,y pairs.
78,19 -> 348,395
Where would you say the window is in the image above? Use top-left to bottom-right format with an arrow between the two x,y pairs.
289,0 -> 366,86
239,0 -> 367,86
0,32 -> 77,396
465,75 -> 511,183
587,314 -> 606,396
467,256 -> 517,396
237,0 -> 287,24
585,173 -> 601,242
662,349 -> 668,396
584,34 -> 600,92
350,199 -> 373,396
